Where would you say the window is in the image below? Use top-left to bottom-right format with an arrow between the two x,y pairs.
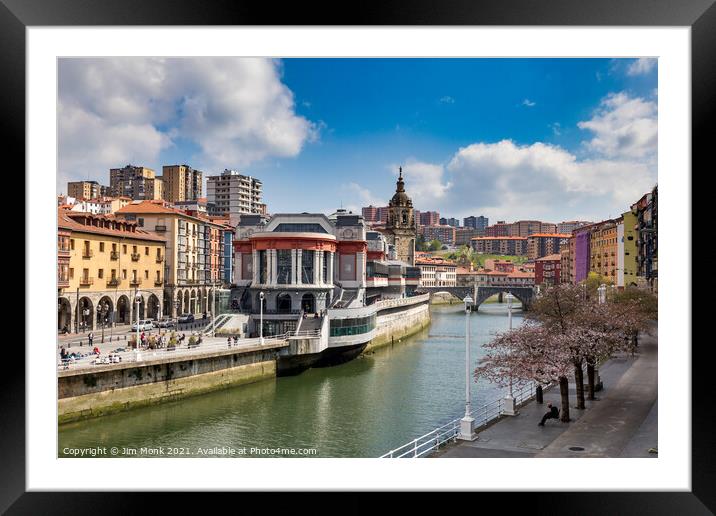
99,242 -> 105,252
241,253 -> 252,280
123,245 -> 127,254
69,268 -> 74,279
98,269 -> 104,279
111,269 -> 116,279
323,251 -> 329,283
277,249 -> 292,284
133,245 -> 137,254
145,246 -> 149,255
122,269 -> 127,279
138,217 -> 144,227
339,253 -> 356,281
302,250 -> 314,283
258,250 -> 267,284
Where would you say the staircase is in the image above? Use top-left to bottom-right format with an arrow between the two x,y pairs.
202,314 -> 233,335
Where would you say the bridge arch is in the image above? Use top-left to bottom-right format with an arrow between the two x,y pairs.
416,285 -> 534,310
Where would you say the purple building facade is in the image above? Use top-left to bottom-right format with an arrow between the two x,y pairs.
573,227 -> 591,283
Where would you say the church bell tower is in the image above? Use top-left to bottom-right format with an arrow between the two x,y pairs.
386,167 -> 416,265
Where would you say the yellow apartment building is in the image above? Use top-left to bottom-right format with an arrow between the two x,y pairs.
57,209 -> 166,333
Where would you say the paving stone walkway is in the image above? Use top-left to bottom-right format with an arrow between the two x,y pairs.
434,326 -> 658,458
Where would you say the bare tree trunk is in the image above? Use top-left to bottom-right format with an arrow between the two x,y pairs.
574,363 -> 585,409
587,363 -> 596,400
559,376 -> 570,422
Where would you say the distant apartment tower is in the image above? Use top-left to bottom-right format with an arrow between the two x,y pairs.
161,164 -> 203,203
206,169 -> 263,219
485,221 -> 510,237
420,224 -> 456,245
419,211 -> 440,227
526,233 -> 571,260
471,236 -> 527,256
510,220 -> 556,237
442,217 -> 460,227
109,165 -> 162,200
464,215 -> 488,231
557,220 -> 593,234
67,180 -> 109,200
362,205 -> 381,224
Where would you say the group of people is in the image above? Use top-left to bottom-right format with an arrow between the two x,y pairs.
226,335 -> 240,348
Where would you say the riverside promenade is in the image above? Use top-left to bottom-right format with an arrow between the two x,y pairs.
434,325 -> 658,458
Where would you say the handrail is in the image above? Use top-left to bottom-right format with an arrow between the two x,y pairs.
380,382 -> 541,458
58,326 -> 323,371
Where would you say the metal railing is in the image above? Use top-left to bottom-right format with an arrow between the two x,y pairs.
57,327 -> 320,371
380,381 -> 539,458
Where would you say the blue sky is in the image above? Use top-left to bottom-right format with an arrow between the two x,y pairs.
58,57 -> 657,223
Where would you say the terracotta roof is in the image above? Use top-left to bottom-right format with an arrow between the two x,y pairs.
117,200 -> 225,227
537,254 -> 562,261
471,236 -> 527,241
528,233 -> 571,238
58,209 -> 166,243
507,271 -> 535,278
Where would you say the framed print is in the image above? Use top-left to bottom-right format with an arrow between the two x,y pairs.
2,0 -> 713,512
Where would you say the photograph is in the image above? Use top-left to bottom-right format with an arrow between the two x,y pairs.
55,56 -> 659,460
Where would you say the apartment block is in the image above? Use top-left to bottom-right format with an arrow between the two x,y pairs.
67,180 -> 110,201
161,164 -> 203,203
109,165 -> 162,200
206,169 -> 263,221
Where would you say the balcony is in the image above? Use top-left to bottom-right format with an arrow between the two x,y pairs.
106,277 -> 121,287
58,276 -> 70,288
110,251 -> 119,260
154,279 -> 163,286
79,277 -> 94,286
130,278 -> 141,287
155,225 -> 167,232
82,249 -> 93,259
156,255 -> 164,263
131,253 -> 141,261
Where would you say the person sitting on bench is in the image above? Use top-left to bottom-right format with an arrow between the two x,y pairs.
538,403 -> 560,426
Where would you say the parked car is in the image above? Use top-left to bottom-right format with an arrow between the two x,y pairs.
155,318 -> 174,328
177,313 -> 195,324
131,319 -> 154,331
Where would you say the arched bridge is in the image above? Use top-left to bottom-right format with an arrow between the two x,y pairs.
416,285 -> 534,310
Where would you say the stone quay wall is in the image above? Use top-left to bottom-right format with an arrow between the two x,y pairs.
58,342 -> 287,424
365,299 -> 431,353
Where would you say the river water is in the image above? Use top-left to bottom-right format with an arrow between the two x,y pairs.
58,301 -> 523,458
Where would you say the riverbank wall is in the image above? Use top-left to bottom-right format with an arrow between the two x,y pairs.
365,295 -> 431,353
58,341 -> 287,424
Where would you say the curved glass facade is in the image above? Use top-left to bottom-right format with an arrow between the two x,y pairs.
329,314 -> 376,337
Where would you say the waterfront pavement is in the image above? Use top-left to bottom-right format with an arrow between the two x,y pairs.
433,326 -> 658,458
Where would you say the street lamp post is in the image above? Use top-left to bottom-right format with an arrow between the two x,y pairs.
458,294 -> 477,441
259,291 -> 265,344
503,292 -> 517,416
134,292 -> 142,361
594,283 -> 608,392
598,283 -> 607,305
99,302 -> 109,343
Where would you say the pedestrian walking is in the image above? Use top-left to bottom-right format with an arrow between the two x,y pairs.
538,403 -> 560,426
88,331 -> 94,347
227,337 -> 232,348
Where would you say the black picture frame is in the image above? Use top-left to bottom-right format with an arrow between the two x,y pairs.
3,0 -> 711,513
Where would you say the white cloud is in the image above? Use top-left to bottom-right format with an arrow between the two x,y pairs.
322,89 -> 657,224
442,139 -> 654,221
439,96 -> 455,104
392,160 -> 451,209
522,99 -> 536,107
626,58 -> 657,76
58,58 -> 316,192
577,92 -> 657,160
549,122 -> 562,136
